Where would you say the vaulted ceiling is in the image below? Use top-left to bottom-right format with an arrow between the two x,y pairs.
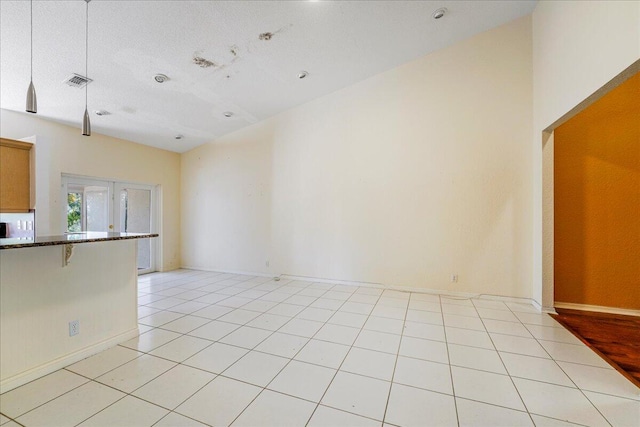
1,1 -> 537,152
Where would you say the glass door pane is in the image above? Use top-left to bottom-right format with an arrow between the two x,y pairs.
63,179 -> 112,233
117,186 -> 153,272
66,191 -> 83,232
85,186 -> 110,231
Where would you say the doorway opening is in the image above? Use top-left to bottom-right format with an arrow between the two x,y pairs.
540,59 -> 640,312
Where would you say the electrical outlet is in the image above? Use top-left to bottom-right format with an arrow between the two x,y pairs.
69,320 -> 79,336
450,274 -> 458,283
265,260 -> 270,267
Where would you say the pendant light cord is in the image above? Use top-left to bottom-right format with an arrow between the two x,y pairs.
81,0 -> 91,135
30,0 -> 33,80
85,0 -> 89,108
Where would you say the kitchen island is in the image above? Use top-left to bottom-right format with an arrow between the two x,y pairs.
0,232 -> 157,392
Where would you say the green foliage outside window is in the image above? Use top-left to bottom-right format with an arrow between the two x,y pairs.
67,193 -> 82,232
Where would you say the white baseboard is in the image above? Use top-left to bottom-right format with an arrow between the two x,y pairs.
181,268 -> 539,311
554,302 -> 640,317
281,273 -> 386,289
281,273 -> 538,307
181,265 -> 274,279
536,300 -> 557,314
0,327 -> 139,394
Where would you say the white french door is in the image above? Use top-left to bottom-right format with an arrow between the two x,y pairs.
64,177 -> 113,233
114,182 -> 155,273
62,175 -> 158,274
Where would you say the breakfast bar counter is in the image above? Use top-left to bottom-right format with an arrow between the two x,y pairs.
0,233 -> 157,392
0,231 -> 158,250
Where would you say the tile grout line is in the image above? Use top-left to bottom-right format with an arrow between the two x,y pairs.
6,282 -> 392,426
61,355 -> 194,426
440,293 -> 461,427
221,282 -> 372,426
67,273 -> 268,427
510,307 -> 617,426
303,287 -> 389,426
166,278 -> 343,426
225,283 -> 383,426
144,278 -> 317,423
71,393 -> 132,427
472,298 -> 536,425
5,271 -> 630,427
0,411 -> 26,427
527,334 -> 616,425
380,290 -> 411,426
1,374 -> 92,423
134,272 -> 273,427
151,410 -> 213,427
134,276 -> 287,347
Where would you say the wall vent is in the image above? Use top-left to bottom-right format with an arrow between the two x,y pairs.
63,73 -> 93,88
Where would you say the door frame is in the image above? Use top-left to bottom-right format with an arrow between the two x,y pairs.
63,177 -> 114,233
114,181 -> 158,275
61,174 -> 159,274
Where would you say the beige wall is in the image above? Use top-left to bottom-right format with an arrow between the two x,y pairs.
1,240 -> 139,392
0,109 -> 181,270
532,0 -> 640,308
182,17 -> 534,298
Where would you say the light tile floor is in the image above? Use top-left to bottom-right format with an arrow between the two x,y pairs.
1,269 -> 639,427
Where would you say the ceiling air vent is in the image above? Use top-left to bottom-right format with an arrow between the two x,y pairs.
63,73 -> 93,88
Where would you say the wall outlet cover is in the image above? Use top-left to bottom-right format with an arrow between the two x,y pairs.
69,320 -> 79,336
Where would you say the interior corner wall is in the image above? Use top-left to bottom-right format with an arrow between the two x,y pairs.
532,0 -> 640,308
0,109 -> 182,271
554,73 -> 640,310
181,16 -> 534,298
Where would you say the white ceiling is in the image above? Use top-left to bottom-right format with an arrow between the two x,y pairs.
0,1 -> 537,153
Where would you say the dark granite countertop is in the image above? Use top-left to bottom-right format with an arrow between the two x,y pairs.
0,232 -> 159,250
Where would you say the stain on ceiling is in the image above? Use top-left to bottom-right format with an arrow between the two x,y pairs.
0,1 -> 537,153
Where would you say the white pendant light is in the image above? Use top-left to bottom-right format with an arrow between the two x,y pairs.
81,0 -> 91,136
25,0 -> 37,114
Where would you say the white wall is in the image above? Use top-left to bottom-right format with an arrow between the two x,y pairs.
532,0 -> 640,308
0,110 -> 181,270
182,17 -> 534,298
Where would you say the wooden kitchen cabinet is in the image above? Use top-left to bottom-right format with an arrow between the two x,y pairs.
0,138 -> 32,212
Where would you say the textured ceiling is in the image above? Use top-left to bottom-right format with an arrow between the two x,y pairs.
0,1 -> 537,153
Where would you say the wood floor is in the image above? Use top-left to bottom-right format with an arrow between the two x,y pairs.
551,308 -> 640,388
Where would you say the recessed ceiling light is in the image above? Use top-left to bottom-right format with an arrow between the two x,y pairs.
432,8 -> 447,20
174,134 -> 184,140
297,71 -> 309,79
154,74 -> 169,83
223,111 -> 234,118
94,110 -> 110,116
